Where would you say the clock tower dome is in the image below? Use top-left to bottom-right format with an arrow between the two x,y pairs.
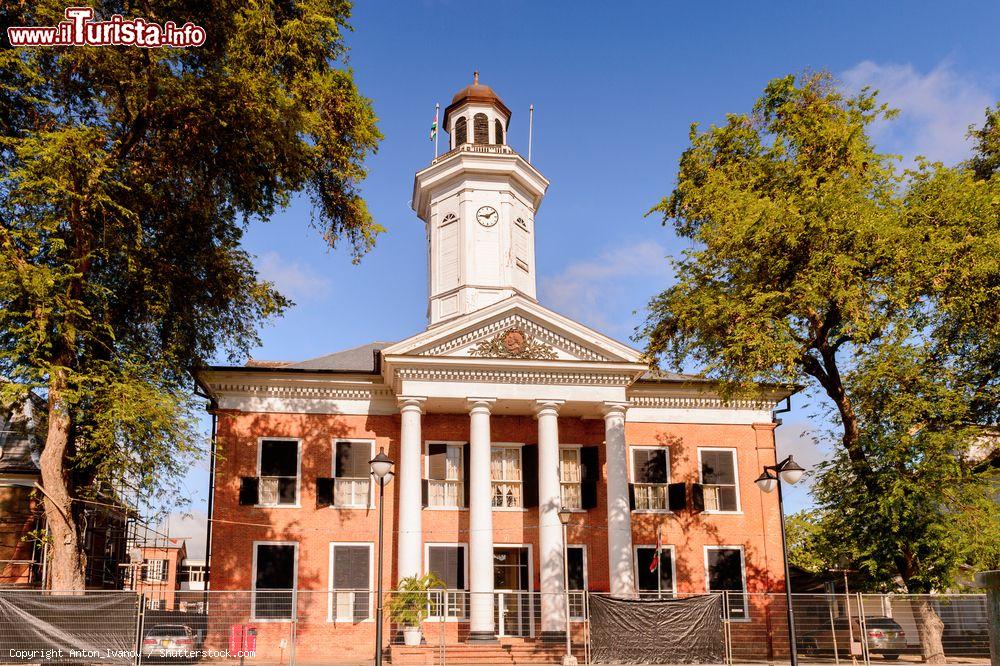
412,74 -> 549,326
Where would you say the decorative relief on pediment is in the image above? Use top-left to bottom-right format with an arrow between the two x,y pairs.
469,327 -> 557,360
421,315 -> 610,361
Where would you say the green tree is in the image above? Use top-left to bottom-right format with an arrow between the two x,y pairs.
643,72 -> 999,661
784,510 -> 827,573
0,0 -> 381,590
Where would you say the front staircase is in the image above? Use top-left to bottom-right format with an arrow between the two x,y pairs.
389,637 -> 587,664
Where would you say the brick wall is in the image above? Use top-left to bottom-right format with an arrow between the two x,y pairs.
209,410 -> 786,596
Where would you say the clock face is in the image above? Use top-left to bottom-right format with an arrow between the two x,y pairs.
476,205 -> 499,227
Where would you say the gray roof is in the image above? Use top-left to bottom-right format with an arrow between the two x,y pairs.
0,390 -> 43,474
285,341 -> 394,372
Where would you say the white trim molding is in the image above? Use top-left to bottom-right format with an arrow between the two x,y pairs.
633,543 -> 678,597
704,545 -> 750,621
327,541 -> 375,623
251,541 -> 298,622
697,447 -> 742,515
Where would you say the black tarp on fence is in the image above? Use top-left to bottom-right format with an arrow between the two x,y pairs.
589,594 -> 726,664
0,592 -> 140,664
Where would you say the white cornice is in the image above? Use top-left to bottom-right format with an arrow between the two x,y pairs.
628,394 -> 779,411
393,365 -> 637,388
199,370 -> 392,402
412,150 -> 549,220
627,382 -> 789,410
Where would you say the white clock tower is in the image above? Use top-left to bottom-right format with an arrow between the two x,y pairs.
412,74 -> 550,326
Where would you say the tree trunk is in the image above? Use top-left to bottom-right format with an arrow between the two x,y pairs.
913,597 -> 946,663
39,371 -> 87,591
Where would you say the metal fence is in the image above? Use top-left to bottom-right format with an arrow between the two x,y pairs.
0,589 -> 990,665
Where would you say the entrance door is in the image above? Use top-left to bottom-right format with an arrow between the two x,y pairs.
493,546 -> 532,637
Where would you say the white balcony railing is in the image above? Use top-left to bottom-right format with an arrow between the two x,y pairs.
433,143 -> 517,163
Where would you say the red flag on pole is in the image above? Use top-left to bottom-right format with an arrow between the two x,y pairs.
649,527 -> 662,572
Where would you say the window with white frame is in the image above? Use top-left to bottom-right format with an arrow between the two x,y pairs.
632,447 -> 669,510
147,598 -> 161,610
330,543 -> 372,622
426,545 -> 466,618
427,443 -> 464,508
258,439 -> 299,506
699,449 -> 739,512
253,543 -> 296,620
560,448 -> 582,509
491,446 -> 522,508
143,558 -> 167,582
706,547 -> 748,619
635,547 -> 674,597
567,546 -> 586,618
334,441 -> 372,508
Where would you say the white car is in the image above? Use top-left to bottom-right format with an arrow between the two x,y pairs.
141,624 -> 197,659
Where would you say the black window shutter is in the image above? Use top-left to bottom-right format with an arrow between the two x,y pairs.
692,483 -> 705,512
668,482 -> 687,511
521,445 -> 538,508
239,477 -> 259,505
427,443 -> 447,480
316,478 -> 335,508
421,479 -> 429,508
580,447 -> 599,510
335,441 -> 350,477
462,443 -> 471,508
628,483 -> 636,510
455,547 -> 466,589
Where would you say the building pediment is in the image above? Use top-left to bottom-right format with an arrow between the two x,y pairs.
381,296 -> 644,364
378,297 -> 648,411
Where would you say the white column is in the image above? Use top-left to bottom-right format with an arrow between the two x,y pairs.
603,402 -> 635,597
397,397 -> 425,581
535,400 -> 567,635
468,398 -> 497,642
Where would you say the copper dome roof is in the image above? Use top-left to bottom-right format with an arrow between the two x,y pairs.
443,73 -> 512,129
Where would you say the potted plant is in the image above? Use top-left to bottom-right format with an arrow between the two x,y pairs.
388,573 -> 445,646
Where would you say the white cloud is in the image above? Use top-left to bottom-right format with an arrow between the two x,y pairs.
155,511 -> 208,560
256,251 -> 332,303
841,60 -> 995,165
539,240 -> 671,334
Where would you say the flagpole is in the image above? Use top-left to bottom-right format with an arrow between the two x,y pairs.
656,525 -> 662,600
433,103 -> 440,158
528,104 -> 534,163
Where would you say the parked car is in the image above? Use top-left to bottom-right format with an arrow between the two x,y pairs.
142,624 -> 199,659
802,616 -> 906,660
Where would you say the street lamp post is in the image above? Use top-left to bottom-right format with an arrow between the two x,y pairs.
755,454 -> 806,666
370,447 -> 395,666
557,508 -> 577,666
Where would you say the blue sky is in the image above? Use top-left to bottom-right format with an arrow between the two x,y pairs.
162,0 -> 1000,554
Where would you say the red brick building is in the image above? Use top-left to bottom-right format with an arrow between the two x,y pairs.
196,77 -> 796,661
129,540 -> 187,609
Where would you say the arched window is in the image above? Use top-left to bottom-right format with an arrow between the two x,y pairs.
454,117 -> 467,147
494,119 -> 504,145
473,113 -> 489,144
